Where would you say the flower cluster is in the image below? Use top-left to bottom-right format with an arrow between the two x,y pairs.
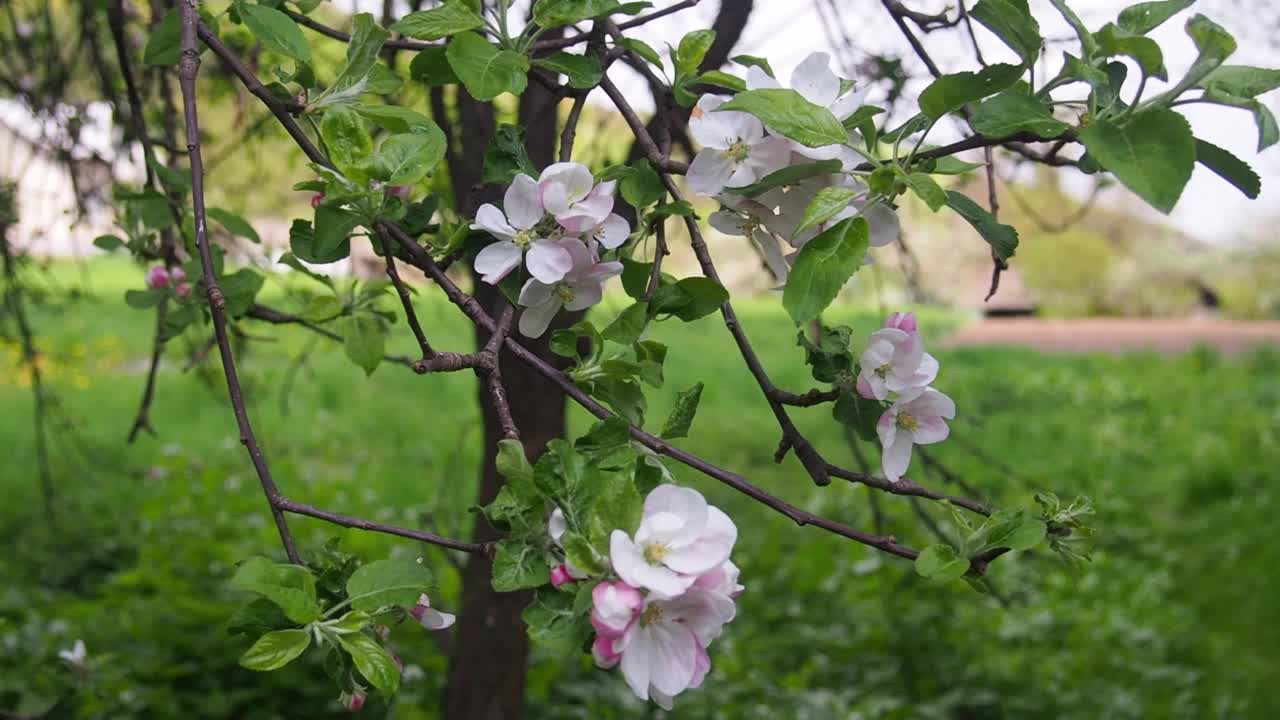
857,312 -> 956,482
145,264 -> 190,297
688,52 -> 898,281
470,162 -> 628,338
589,485 -> 742,709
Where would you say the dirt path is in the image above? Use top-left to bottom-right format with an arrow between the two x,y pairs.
942,317 -> 1280,356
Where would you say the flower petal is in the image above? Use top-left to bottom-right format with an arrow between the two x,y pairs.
745,65 -> 781,91
687,149 -> 735,196
882,433 -> 914,482
709,210 -> 747,237
594,214 -> 630,249
912,415 -> 950,444
866,204 -> 900,247
526,239 -> 574,283
564,279 -> 603,311
791,51 -> 840,108
473,203 -> 516,239
517,298 -> 561,338
643,485 -> 709,547
645,622 -> 699,696
473,241 -> 522,285
504,174 -> 543,229
517,278 -> 553,307
663,506 -> 736,575
618,624 -> 653,701
909,387 -> 957,420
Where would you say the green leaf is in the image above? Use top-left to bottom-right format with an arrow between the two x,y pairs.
903,173 -> 946,212
93,235 -> 125,251
944,191 -> 1019,260
483,124 -> 537,185
660,382 -> 703,440
533,52 -> 602,89
970,510 -> 1047,552
371,131 -> 446,186
147,156 -> 192,192
298,294 -> 342,321
239,629 -> 311,671
732,54 -> 774,77
336,632 -> 399,693
533,0 -> 624,27
969,91 -> 1071,137
409,47 -> 459,86
356,105 -> 441,134
727,159 -> 843,197
793,186 -> 857,239
342,314 -> 386,376
320,105 -> 373,177
307,208 -> 362,262
231,557 -> 321,624
325,610 -> 373,635
124,289 -> 164,309
491,540 -> 551,592
782,217 -> 869,324
207,208 -> 260,244
1095,23 -> 1166,80
674,29 -> 715,76
832,390 -> 882,442
970,0 -> 1042,66
345,557 -> 434,611
648,277 -> 728,322
719,89 -> 848,148
239,4 -> 311,62
391,1 -> 485,40
620,160 -> 665,208
1200,88 -> 1278,152
1201,65 -> 1280,98
696,70 -> 746,93
929,157 -> 986,175
603,301 -> 648,344
1155,14 -> 1237,103
496,438 -> 535,482
918,64 -> 1024,119
319,14 -> 389,105
124,189 -> 173,230
445,32 -> 530,101
522,588 -> 591,653
143,10 -> 181,66
914,544 -> 970,581
1117,0 -> 1193,34
561,532 -> 606,576
619,38 -> 662,68
220,268 -> 266,318
1047,0 -> 1097,57
1194,138 -> 1260,199
1078,109 -> 1195,213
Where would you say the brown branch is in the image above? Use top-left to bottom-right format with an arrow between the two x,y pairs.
245,303 -> 416,368
533,0 -> 702,52
558,91 -> 588,163
179,3 -> 300,563
983,145 -> 1005,301
283,8 -> 437,52
275,496 -> 490,556
379,227 -> 435,360
770,387 -> 841,407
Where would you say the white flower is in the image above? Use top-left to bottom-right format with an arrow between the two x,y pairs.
687,95 -> 791,196
548,507 -> 589,580
58,639 -> 87,670
614,587 -> 735,708
761,175 -> 900,250
877,387 -> 956,482
472,174 -> 574,285
538,162 -> 609,230
609,485 -> 737,599
409,593 -> 456,631
585,212 -> 630,250
746,51 -> 869,165
691,559 -> 745,599
856,327 -> 938,401
708,205 -> 790,282
516,240 -> 622,338
590,580 -> 645,637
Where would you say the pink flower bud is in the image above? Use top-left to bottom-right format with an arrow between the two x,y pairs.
590,581 -> 643,637
591,633 -> 621,669
409,593 -> 456,631
883,312 -> 918,333
169,266 -> 186,283
311,193 -> 325,209
550,563 -> 575,588
175,281 -> 191,298
389,648 -> 404,673
388,185 -> 411,200
145,266 -> 170,290
340,689 -> 366,712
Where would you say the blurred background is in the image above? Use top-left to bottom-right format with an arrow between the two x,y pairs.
2,0 -> 1279,718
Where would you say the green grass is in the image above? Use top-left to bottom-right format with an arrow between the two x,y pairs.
2,257 -> 1278,718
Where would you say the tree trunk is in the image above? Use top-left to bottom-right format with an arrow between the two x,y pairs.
442,64 -> 566,720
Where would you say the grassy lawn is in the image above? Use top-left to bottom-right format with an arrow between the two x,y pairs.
2,257 -> 1278,718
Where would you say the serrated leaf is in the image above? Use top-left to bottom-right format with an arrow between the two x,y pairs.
727,159 -> 843,197
345,557 -> 434,612
793,186 -> 857,239
944,191 -> 1019,260
231,557 -> 321,624
143,11 -> 181,67
342,314 -> 385,376
782,217 -> 869,324
970,91 -> 1071,137
320,105 -> 372,178
239,629 -> 311,671
1078,109 -> 1195,213
1201,65 -> 1280,99
1117,0 -> 1193,35
371,131 -> 446,186
391,1 -> 485,40
409,46 -> 459,86
522,588 -> 590,653
207,207 -> 260,243
356,105 -> 440,134
496,438 -> 534,482
904,173 -> 946,212
491,540 -> 551,592
603,301 -> 648,344
533,52 -> 602,89
239,4 -> 310,62
336,632 -> 399,693
674,29 -> 715,76
915,544 -> 970,581
719,89 -> 847,148
648,277 -> 728,322
445,32 -> 529,101
970,0 -> 1042,66
619,38 -> 662,68
1194,138 -> 1260,199
1096,23 -> 1166,80
918,64 -> 1023,119
660,382 -> 703,440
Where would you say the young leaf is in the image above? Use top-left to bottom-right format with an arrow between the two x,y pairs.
1200,65 -> 1280,99
391,1 -> 485,40
944,191 -> 1019,260
970,0 -> 1042,66
648,277 -> 728,322
336,632 -> 400,693
239,629 -> 311,671
732,54 -> 774,77
371,131 -> 447,185
1078,109 -> 1195,213
674,29 -> 715,76
496,438 -> 535,482
697,70 -> 746,93
620,160 -> 665,208
220,268 -> 266,318
124,289 -> 164,309
918,64 -> 1023,119
356,105 -> 441,134
322,14 -> 389,103
409,47 -> 460,86
533,52 -> 602,89
793,186 -> 858,239
719,89 -> 848,148
914,544 -> 970,581
619,38 -> 663,68
727,159 -> 843,197
345,557 -> 434,611
1095,23 -> 1167,80
903,173 -> 946,212
491,540 -> 552,592
660,382 -> 704,440
533,0 -> 625,27
782,217 -> 869,325
603,301 -> 648,345
239,4 -> 311,62
483,125 -> 538,185
320,105 -> 373,177
832,390 -> 882,442
446,32 -> 530,101
1117,0 -> 1194,35
207,208 -> 260,244
231,557 -> 322,624
1194,138 -> 1261,199
970,92 -> 1071,138
308,207 -> 362,262
522,588 -> 591,653
143,11 -> 181,67
1153,14 -> 1237,103
342,314 -> 386,376
1200,88 -> 1277,152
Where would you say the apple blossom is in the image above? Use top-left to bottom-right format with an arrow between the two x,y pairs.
856,327 -> 938,401
409,593 -> 455,631
592,633 -> 622,669
310,193 -> 324,209
708,207 -> 790,281
340,688 -> 366,712
590,580 -> 644,637
583,212 -> 630,251
692,559 -> 744,599
745,51 -> 869,165
175,281 -> 191,298
537,162 -> 603,227
516,239 -> 622,338
877,386 -> 956,482
145,265 -> 169,290
687,95 -> 791,196
550,564 -> 575,588
884,311 -> 918,333
58,639 -> 87,670
548,507 -> 590,580
472,174 -> 573,285
609,485 -> 737,598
